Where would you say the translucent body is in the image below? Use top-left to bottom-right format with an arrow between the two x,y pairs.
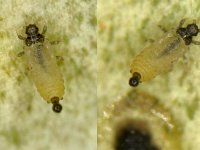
130,31 -> 187,82
25,42 -> 64,103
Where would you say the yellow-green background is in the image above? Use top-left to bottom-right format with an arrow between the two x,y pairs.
1,0 -> 200,149
0,0 -> 96,150
98,0 -> 200,150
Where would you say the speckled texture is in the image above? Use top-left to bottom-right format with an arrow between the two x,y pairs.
98,0 -> 200,150
0,0 -> 96,150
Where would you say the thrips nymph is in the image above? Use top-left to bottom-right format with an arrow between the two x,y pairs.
129,19 -> 200,87
18,24 -> 65,113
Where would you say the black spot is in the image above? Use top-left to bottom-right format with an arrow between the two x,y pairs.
129,72 -> 141,87
52,103 -> 62,113
115,127 -> 159,150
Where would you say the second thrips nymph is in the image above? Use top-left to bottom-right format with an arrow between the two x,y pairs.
129,19 -> 200,87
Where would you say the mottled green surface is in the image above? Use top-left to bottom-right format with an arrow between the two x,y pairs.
98,0 -> 200,150
0,0 -> 96,150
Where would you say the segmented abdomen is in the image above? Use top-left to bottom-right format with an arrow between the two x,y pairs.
130,31 -> 187,81
26,43 -> 64,103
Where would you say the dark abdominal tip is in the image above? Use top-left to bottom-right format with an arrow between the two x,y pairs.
52,103 -> 62,113
129,72 -> 141,87
129,76 -> 139,87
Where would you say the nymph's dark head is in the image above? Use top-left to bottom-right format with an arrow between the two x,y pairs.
176,22 -> 200,45
18,24 -> 46,47
129,72 -> 141,87
24,24 -> 44,46
26,24 -> 39,36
